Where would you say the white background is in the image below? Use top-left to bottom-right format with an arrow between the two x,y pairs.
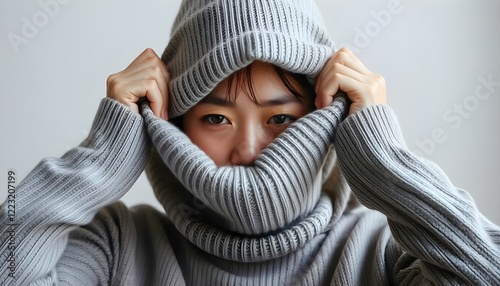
1,0 -> 499,225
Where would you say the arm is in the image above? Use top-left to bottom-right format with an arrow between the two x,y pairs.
315,47 -> 500,284
335,104 -> 500,285
0,97 -> 150,285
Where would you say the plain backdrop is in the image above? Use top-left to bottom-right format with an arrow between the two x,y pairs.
1,0 -> 499,225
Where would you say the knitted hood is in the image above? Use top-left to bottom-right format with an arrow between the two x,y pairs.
143,0 -> 349,262
162,0 -> 335,118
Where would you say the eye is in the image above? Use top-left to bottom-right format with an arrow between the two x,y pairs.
267,114 -> 297,125
202,114 -> 229,125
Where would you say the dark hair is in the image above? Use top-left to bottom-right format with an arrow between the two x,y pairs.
170,63 -> 316,129
224,64 -> 316,106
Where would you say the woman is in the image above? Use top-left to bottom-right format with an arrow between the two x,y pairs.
1,0 -> 499,285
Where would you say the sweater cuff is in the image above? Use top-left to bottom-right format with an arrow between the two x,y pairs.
16,97 -> 150,224
338,104 -> 406,153
334,104 -> 429,207
84,98 -> 144,149
334,104 -> 473,223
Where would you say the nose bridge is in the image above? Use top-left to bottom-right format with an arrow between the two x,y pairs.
232,120 -> 267,165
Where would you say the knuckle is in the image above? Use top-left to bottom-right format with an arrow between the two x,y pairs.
319,84 -> 334,97
373,73 -> 385,83
106,73 -> 120,88
332,62 -> 343,70
368,84 -> 378,95
145,79 -> 158,89
148,54 -> 160,63
337,51 -> 349,59
110,81 -> 125,96
148,65 -> 162,77
373,74 -> 386,89
332,72 -> 341,81
148,58 -> 166,73
326,55 -> 336,64
338,47 -> 350,53
144,48 -> 156,56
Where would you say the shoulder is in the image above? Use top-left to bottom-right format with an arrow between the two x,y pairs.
69,202 -> 172,243
60,202 -> 183,284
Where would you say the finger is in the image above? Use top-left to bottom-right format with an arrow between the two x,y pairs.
315,56 -> 338,94
315,70 -> 340,108
339,47 -> 371,75
161,79 -> 169,120
108,80 -> 144,111
113,79 -> 164,119
319,63 -> 368,93
132,52 -> 170,87
316,72 -> 366,109
315,50 -> 352,94
123,79 -> 165,119
142,60 -> 169,119
141,79 -> 166,120
157,60 -> 170,120
119,62 -> 169,111
126,48 -> 159,69
123,56 -> 169,82
316,62 -> 367,108
317,48 -> 370,87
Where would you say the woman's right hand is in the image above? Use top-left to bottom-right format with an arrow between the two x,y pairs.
106,48 -> 169,120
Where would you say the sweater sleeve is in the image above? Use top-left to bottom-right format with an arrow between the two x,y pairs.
0,98 -> 151,285
334,105 -> 500,285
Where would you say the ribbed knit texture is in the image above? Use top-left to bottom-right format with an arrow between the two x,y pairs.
1,0 -> 500,283
2,98 -> 499,285
163,0 -> 334,117
0,99 -> 152,285
142,95 -> 348,262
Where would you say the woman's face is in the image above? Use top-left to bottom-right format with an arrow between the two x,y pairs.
183,61 -> 314,166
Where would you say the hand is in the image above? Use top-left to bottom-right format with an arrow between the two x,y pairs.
315,47 -> 386,115
106,48 -> 169,120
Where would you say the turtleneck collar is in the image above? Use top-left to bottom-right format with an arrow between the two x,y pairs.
142,95 -> 351,262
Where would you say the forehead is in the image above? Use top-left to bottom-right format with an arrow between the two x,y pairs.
208,61 -> 311,105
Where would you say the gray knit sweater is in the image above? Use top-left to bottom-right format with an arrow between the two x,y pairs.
1,96 -> 499,285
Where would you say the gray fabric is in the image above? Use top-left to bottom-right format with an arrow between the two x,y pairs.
163,0 -> 335,117
1,0 -> 499,284
141,95 -> 348,261
1,98 -> 499,285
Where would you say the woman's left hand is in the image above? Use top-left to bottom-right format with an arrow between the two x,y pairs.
315,47 -> 387,115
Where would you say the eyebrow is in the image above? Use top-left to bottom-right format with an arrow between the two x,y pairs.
198,95 -> 234,106
198,93 -> 301,107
